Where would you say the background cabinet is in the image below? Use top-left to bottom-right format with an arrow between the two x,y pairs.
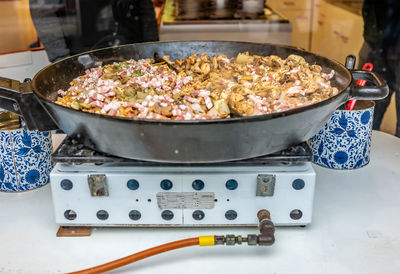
310,0 -> 364,64
267,0 -> 313,50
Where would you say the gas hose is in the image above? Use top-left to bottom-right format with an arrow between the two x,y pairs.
68,210 -> 274,273
68,236 -> 211,274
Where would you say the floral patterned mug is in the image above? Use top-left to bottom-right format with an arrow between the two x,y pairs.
309,101 -> 375,169
0,129 -> 52,192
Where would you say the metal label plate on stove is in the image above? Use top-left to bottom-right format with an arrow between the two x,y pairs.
156,192 -> 215,209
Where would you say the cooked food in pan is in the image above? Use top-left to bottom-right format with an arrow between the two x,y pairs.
55,52 -> 338,120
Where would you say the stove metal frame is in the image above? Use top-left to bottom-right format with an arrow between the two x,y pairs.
50,138 -> 316,227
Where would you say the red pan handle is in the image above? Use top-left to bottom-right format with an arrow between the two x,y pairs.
356,63 -> 374,86
347,63 -> 374,110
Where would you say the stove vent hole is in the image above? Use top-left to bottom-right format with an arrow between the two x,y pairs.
129,210 -> 141,221
225,179 -> 238,190
161,210 -> 174,221
290,209 -> 303,220
192,210 -> 205,221
292,179 -> 305,190
192,179 -> 205,191
64,209 -> 77,220
160,179 -> 173,190
96,210 -> 109,220
225,210 -> 238,220
127,179 -> 140,190
60,179 -> 73,190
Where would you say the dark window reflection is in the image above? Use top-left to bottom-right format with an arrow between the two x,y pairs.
29,0 -> 159,62
359,0 -> 400,137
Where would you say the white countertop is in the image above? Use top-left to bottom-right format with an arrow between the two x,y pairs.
1,131 -> 399,274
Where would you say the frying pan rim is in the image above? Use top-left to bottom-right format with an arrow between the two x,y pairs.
32,40 -> 352,125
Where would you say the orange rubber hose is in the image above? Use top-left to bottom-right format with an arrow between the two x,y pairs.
68,237 -> 200,274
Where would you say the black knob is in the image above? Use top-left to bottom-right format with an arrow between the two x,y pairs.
160,179 -> 173,190
127,179 -> 139,190
225,210 -> 238,220
96,210 -> 109,220
60,179 -> 73,190
225,179 -> 238,190
161,210 -> 174,220
129,210 -> 141,221
192,210 -> 205,220
192,179 -> 204,191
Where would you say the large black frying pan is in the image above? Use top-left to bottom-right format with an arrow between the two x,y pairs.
0,41 -> 389,163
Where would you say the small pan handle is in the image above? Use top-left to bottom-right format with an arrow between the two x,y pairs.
349,70 -> 389,100
0,77 -> 59,131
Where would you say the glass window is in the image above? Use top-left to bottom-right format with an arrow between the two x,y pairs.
0,0 -> 398,136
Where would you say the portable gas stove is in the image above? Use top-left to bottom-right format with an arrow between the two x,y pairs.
50,137 -> 316,227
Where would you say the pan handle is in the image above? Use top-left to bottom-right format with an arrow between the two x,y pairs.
0,77 -> 59,131
349,70 -> 389,100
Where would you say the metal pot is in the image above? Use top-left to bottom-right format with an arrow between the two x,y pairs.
0,41 -> 389,163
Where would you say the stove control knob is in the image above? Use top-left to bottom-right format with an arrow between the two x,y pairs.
192,179 -> 204,191
225,179 -> 238,190
192,210 -> 205,220
60,179 -> 73,190
160,179 -> 173,190
161,210 -> 174,221
127,179 -> 140,190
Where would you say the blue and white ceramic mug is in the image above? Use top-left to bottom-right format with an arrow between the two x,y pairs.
0,129 -> 52,192
310,101 -> 375,169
